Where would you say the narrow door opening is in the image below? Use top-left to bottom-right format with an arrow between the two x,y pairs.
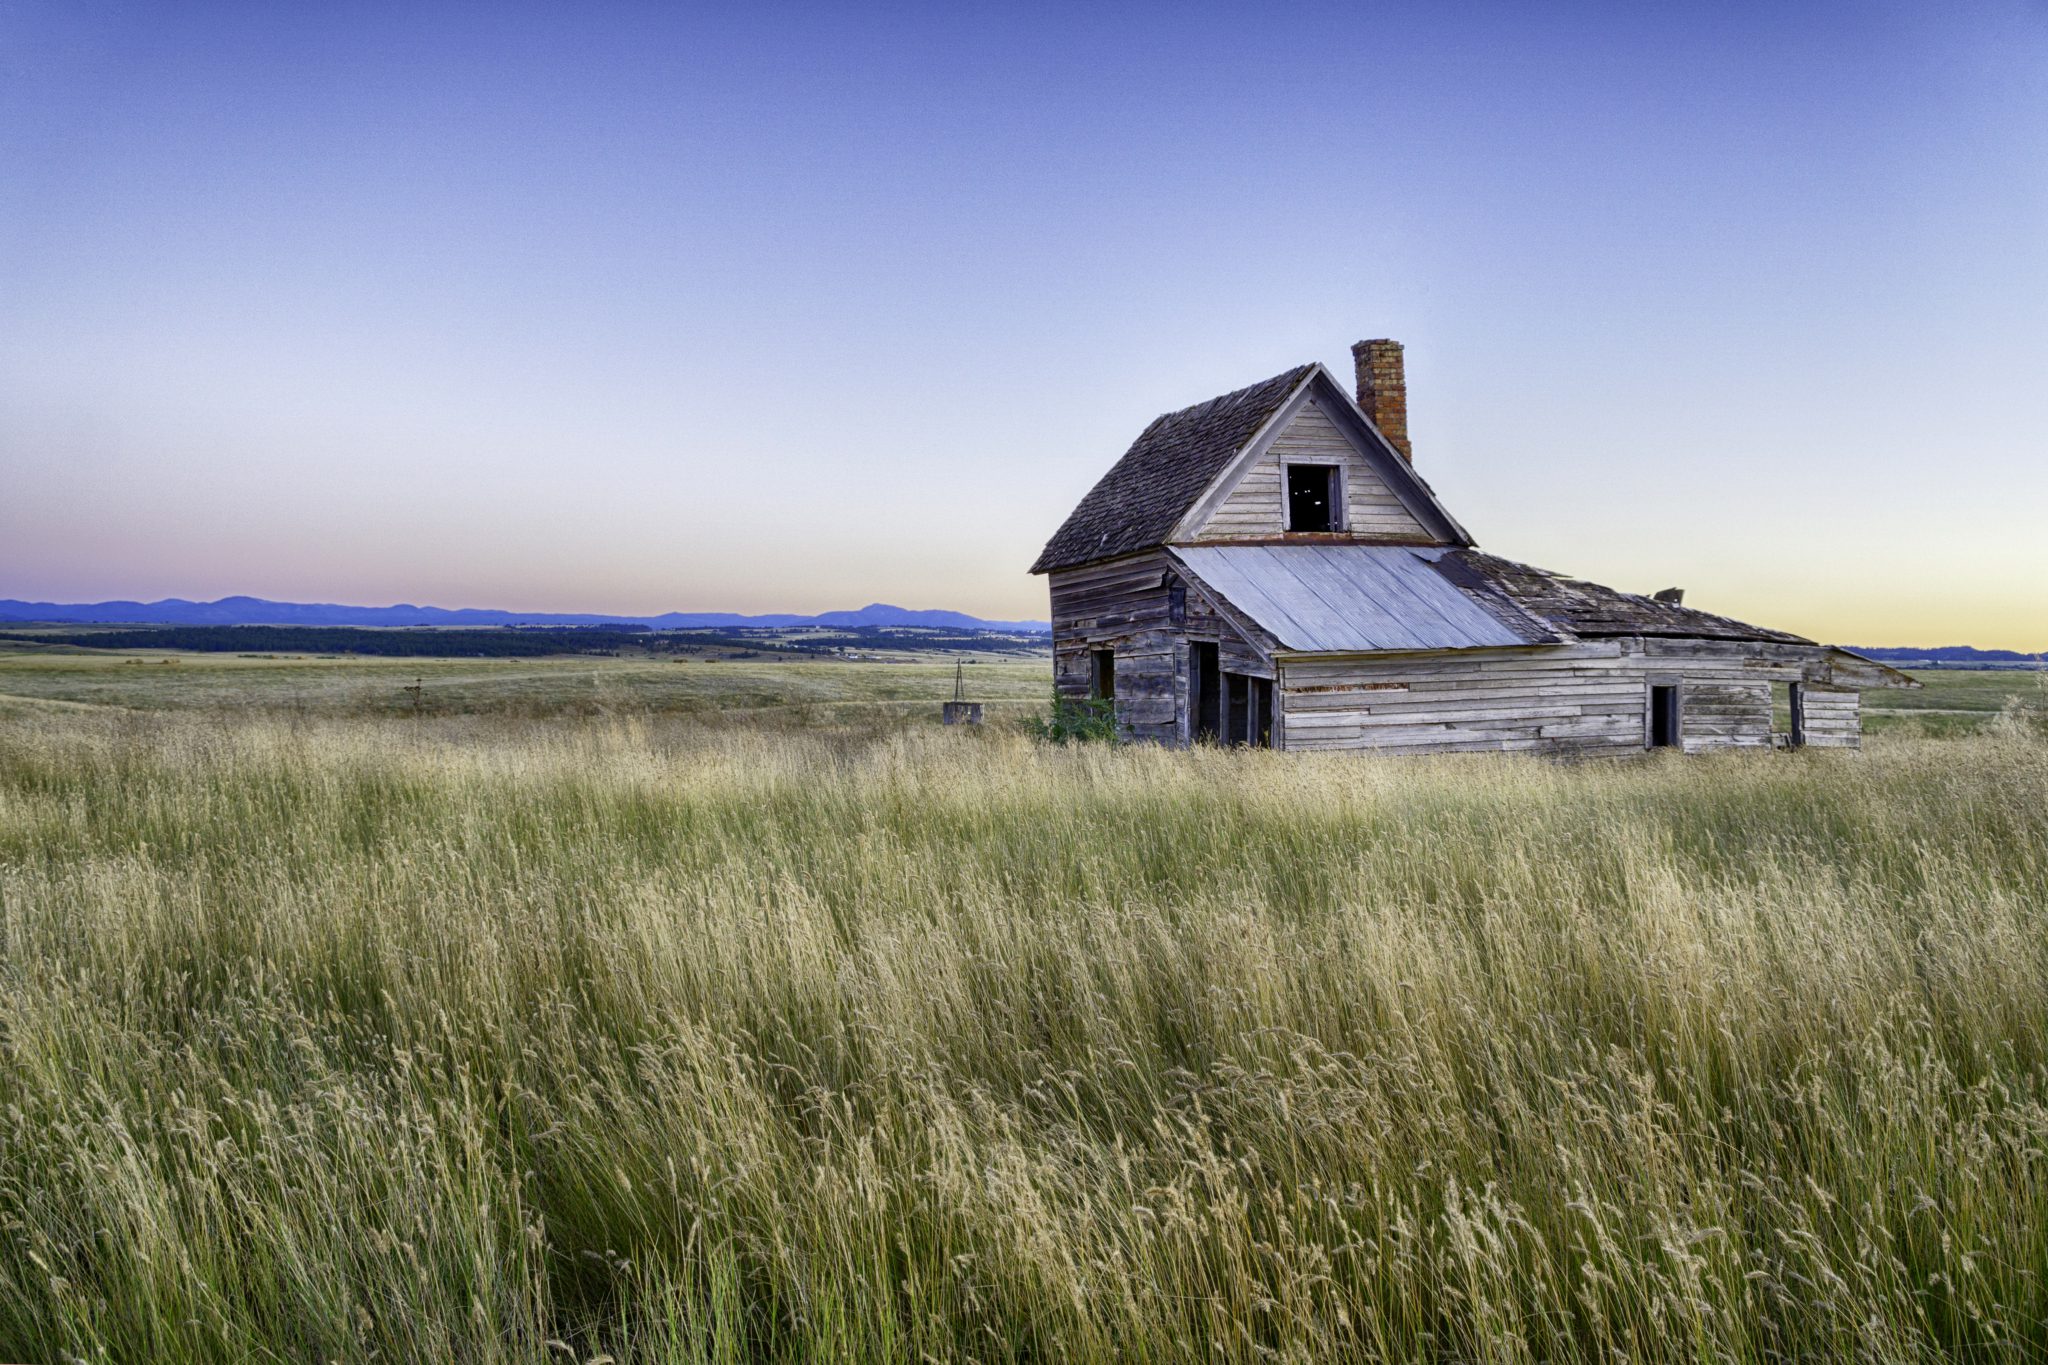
1777,681 -> 1806,748
1285,464 -> 1340,533
1191,642 -> 1220,742
1648,683 -> 1681,749
1090,649 -> 1115,702
1220,672 -> 1273,748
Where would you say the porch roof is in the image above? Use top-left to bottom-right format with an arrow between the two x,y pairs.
1170,544 -> 1552,654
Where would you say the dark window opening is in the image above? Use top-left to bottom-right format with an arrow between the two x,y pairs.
1649,684 -> 1681,748
1091,649 -> 1115,702
1191,642 -> 1220,742
1285,464 -> 1340,533
1164,573 -> 1187,625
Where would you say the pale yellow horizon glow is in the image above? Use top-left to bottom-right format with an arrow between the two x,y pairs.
4,332 -> 2046,651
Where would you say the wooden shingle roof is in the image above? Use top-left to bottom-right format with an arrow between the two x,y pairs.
1030,365 -> 1315,574
1443,551 -> 1813,644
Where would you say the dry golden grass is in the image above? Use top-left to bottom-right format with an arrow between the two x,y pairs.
1,691 -> 2045,1362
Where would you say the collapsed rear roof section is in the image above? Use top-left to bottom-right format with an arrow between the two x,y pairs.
1436,551 -> 1813,645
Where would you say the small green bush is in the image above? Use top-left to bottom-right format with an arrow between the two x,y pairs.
1025,689 -> 1120,743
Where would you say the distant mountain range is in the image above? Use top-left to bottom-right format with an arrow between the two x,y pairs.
0,595 -> 1051,634
1849,645 -> 2044,665
3,599 -> 2033,660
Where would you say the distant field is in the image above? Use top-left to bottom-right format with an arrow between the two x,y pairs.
3,644 -> 2037,736
1862,665 -> 2048,735
0,649 -> 1050,721
1,651 -> 2045,1361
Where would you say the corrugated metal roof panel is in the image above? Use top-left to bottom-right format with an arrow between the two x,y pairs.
1171,545 -> 1543,653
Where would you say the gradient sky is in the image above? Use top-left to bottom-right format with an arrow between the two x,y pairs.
3,2 -> 2044,645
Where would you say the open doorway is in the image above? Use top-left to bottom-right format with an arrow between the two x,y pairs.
1190,642 -> 1220,743
1090,649 -> 1115,702
1773,682 -> 1806,748
1222,672 -> 1273,747
1648,683 -> 1682,749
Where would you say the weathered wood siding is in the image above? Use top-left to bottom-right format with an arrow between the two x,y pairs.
1193,399 -> 1432,542
1800,686 -> 1861,749
1639,639 -> 1862,752
1668,677 -> 1772,749
1048,553 -> 1272,745
1049,554 -> 1866,755
1049,552 -> 1176,743
1276,638 -> 1862,755
1278,644 -> 1644,754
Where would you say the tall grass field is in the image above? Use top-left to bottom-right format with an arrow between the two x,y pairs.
1,653 -> 2046,1362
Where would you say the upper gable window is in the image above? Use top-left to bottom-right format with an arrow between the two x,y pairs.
1285,463 -> 1342,533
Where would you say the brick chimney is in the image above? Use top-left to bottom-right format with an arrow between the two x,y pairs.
1351,338 -> 1411,462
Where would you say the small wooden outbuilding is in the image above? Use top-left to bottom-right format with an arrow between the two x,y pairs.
1031,340 -> 1912,754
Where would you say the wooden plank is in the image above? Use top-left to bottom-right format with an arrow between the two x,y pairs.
1273,633 -> 1854,754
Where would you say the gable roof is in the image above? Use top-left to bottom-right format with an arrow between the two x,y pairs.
1027,356 -> 1887,672
1031,365 -> 1469,574
1031,365 -> 1314,574
1169,366 -> 1471,549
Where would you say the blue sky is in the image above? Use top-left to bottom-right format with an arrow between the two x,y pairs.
3,1 -> 2043,644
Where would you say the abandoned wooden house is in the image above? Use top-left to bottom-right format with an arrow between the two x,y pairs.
1031,339 -> 1912,754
